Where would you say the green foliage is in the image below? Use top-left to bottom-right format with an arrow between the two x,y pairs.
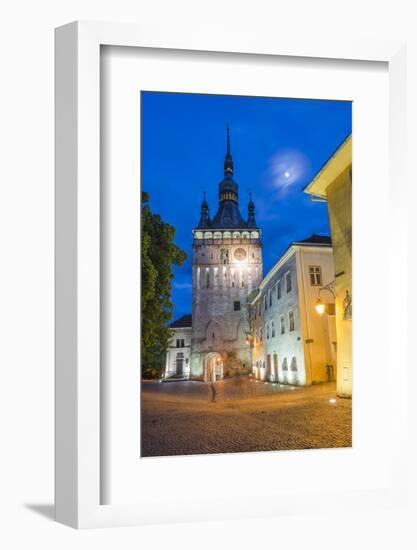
141,192 -> 187,378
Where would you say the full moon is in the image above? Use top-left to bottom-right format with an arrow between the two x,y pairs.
284,171 -> 290,178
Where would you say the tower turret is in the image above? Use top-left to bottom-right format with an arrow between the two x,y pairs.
247,191 -> 257,228
197,192 -> 211,228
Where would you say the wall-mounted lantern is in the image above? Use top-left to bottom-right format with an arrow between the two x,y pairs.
315,282 -> 336,316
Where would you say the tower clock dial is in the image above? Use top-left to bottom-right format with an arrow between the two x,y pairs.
234,248 -> 247,261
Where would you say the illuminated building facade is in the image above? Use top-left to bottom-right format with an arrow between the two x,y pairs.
189,128 -> 263,381
164,315 -> 192,379
248,236 -> 337,385
304,136 -> 352,397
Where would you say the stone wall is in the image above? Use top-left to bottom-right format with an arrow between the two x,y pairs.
191,238 -> 262,380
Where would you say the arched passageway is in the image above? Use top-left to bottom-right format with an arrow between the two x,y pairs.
204,352 -> 224,382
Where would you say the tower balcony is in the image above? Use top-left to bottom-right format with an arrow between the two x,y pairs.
193,237 -> 261,246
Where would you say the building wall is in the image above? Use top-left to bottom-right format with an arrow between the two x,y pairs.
296,247 -> 337,384
250,245 -> 336,386
252,251 -> 305,384
191,234 -> 263,380
164,327 -> 192,378
326,168 -> 352,397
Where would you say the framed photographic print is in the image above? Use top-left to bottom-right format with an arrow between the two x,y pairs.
55,21 -> 407,528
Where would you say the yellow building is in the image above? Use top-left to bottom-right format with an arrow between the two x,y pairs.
304,136 -> 352,398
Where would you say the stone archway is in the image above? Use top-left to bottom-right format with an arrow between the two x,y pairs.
204,352 -> 224,383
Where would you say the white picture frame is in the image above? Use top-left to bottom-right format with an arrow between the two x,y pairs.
55,21 -> 407,529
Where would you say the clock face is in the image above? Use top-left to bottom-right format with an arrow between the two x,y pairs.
234,248 -> 247,261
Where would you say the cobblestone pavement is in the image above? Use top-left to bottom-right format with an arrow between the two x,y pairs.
141,378 -> 352,457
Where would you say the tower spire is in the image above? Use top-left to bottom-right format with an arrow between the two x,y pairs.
224,124 -> 234,176
197,188 -> 210,228
247,189 -> 257,228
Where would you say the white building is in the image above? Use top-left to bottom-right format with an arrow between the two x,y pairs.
164,314 -> 192,379
248,235 -> 337,385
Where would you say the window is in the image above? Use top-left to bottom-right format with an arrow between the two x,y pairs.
285,272 -> 292,293
309,266 -> 322,286
264,294 -> 268,310
268,289 -> 272,307
282,357 -> 288,371
266,323 -> 270,339
276,280 -> 281,300
176,339 -> 184,348
271,320 -> 275,338
206,268 -> 210,288
288,310 -> 295,332
260,328 -> 263,342
234,301 -> 241,311
220,248 -> 229,264
290,357 -> 298,371
280,315 -> 285,335
196,267 -> 200,289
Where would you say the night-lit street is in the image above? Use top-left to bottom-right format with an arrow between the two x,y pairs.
141,378 -> 352,457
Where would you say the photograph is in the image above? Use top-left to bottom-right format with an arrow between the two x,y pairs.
140,91 -> 352,458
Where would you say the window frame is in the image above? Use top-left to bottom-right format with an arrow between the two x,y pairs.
309,265 -> 322,286
288,309 -> 295,332
285,271 -> 292,293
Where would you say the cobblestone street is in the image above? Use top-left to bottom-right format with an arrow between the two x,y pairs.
141,378 -> 352,457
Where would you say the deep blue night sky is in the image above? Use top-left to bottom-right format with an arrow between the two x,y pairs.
141,92 -> 352,321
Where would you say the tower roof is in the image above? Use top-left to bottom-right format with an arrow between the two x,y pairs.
169,314 -> 192,328
195,127 -> 258,231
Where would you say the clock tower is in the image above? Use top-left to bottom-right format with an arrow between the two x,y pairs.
190,127 -> 263,381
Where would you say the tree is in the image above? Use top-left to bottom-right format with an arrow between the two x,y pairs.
141,192 -> 187,378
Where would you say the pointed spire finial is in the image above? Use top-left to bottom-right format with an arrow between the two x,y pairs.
224,124 -> 234,176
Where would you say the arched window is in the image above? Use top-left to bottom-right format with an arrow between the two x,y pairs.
242,231 -> 250,239
204,231 -> 213,239
251,231 -> 259,239
266,322 -> 270,339
290,357 -> 297,371
223,231 -> 231,239
195,231 -> 203,239
282,358 -> 288,371
214,231 -> 222,239
271,321 -> 275,338
232,231 -> 241,239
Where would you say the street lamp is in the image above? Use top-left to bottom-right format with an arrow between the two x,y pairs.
245,330 -> 253,346
315,282 -> 336,315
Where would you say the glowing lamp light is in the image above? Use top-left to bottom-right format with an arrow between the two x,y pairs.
315,299 -> 325,315
329,398 -> 337,404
